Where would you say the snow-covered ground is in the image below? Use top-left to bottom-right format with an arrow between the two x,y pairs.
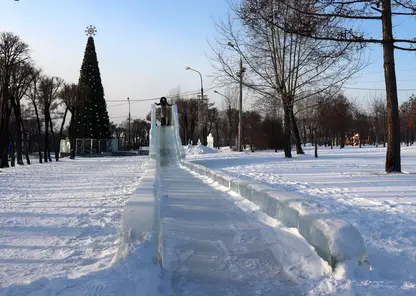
1,145 -> 415,295
0,156 -> 155,294
189,145 -> 416,295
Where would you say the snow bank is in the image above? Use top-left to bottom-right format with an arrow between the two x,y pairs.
0,234 -> 163,296
180,160 -> 368,269
184,144 -> 217,155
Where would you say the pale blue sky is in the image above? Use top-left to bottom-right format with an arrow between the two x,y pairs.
2,0 -> 416,123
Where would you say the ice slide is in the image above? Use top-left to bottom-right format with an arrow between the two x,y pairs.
119,104 -> 306,295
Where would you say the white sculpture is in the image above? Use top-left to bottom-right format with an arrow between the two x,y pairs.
207,133 -> 214,149
59,139 -> 71,153
197,138 -> 201,146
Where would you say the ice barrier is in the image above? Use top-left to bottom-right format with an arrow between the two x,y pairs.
179,160 -> 368,269
168,106 -> 368,269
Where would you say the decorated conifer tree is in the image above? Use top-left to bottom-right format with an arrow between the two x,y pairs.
75,26 -> 110,139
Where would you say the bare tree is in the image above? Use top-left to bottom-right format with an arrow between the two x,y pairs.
399,95 -> 416,145
20,104 -> 35,164
38,76 -> 63,162
9,62 -> 35,165
176,98 -> 199,145
369,96 -> 388,147
266,0 -> 416,171
210,0 -> 363,157
0,32 -> 30,168
25,69 -> 44,163
218,88 -> 239,148
244,110 -> 263,151
59,83 -> 85,159
351,105 -> 370,148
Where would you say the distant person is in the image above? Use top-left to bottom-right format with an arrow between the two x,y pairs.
155,97 -> 172,126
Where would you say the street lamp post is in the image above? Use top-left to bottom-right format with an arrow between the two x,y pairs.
227,42 -> 245,152
185,66 -> 206,145
127,97 -> 131,148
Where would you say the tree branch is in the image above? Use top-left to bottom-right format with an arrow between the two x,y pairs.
393,45 -> 416,51
269,1 -> 382,20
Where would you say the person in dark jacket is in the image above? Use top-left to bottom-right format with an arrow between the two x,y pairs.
155,97 -> 172,126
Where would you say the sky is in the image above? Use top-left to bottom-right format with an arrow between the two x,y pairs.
1,0 -> 416,124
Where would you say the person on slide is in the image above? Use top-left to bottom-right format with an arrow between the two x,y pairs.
155,97 -> 172,126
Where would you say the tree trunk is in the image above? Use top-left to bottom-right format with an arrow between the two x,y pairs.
382,0 -> 401,172
10,136 -> 16,167
216,125 -> 220,149
31,99 -> 43,163
303,124 -> 307,147
330,133 -> 333,149
44,107 -> 49,163
49,116 -> 58,161
406,128 -> 410,146
283,104 -> 292,158
314,128 -> 318,158
0,131 -> 9,168
69,110 -> 77,159
0,84 -> 11,168
10,97 -> 24,165
228,106 -> 233,148
340,131 -> 345,148
290,108 -> 304,154
20,117 -> 31,165
383,110 -> 388,147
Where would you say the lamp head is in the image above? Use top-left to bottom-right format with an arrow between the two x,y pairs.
185,66 -> 191,70
227,42 -> 234,47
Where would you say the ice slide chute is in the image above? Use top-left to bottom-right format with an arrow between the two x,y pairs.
117,104 -> 183,263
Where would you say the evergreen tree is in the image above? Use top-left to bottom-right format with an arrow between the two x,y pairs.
75,36 -> 110,139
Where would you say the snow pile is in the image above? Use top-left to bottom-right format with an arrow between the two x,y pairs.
0,156 -> 151,291
184,144 -> 217,155
0,234 -> 163,296
218,146 -> 233,153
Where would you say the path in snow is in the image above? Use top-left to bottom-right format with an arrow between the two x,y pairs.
160,164 -> 303,296
0,157 -> 147,289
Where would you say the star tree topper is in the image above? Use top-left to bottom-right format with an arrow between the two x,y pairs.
85,25 -> 97,37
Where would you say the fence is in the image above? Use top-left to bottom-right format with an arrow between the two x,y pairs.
60,138 -> 119,155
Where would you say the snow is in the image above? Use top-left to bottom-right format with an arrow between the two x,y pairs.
189,145 -> 416,295
0,156 -> 165,295
184,144 -> 217,156
0,233 -> 163,296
